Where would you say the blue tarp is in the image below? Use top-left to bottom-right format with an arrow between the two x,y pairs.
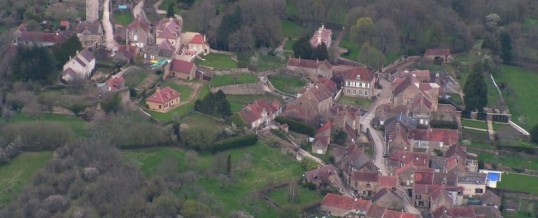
118,5 -> 128,10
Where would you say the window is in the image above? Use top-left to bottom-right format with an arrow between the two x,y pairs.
365,91 -> 369,96
352,90 -> 356,95
475,188 -> 484,194
359,90 -> 363,96
346,81 -> 349,86
366,184 -> 371,188
347,89 -> 350,94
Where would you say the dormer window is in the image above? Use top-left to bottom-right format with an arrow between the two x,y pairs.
356,75 -> 361,80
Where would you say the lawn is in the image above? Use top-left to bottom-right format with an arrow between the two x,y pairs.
124,70 -> 149,88
0,24 -> 7,33
337,96 -> 373,109
1,113 -> 88,137
284,39 -> 297,50
124,142 -> 321,217
114,11 -> 134,26
281,20 -> 307,39
498,173 -> 538,195
492,122 -> 509,131
197,53 -> 238,70
210,74 -> 258,87
227,94 -> 283,113
161,81 -> 193,100
495,65 -> 538,129
461,119 -> 488,130
340,39 -> 360,61
267,185 -> 323,213
0,152 -> 52,208
255,54 -> 287,72
268,74 -> 306,95
158,0 -> 182,15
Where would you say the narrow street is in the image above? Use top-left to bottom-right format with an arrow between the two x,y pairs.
102,0 -> 118,50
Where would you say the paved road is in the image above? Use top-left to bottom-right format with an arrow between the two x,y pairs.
133,0 -> 144,18
360,78 -> 391,176
102,0 -> 118,50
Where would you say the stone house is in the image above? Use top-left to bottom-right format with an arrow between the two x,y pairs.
424,48 -> 452,63
62,49 -> 96,82
284,78 -> 337,126
321,193 -> 372,217
155,18 -> 182,50
343,67 -> 376,99
350,171 -> 380,198
145,87 -> 181,113
76,20 -> 103,48
407,128 -> 459,153
371,188 -> 405,211
303,165 -> 338,188
166,58 -> 196,80
312,121 -> 332,154
456,173 -> 486,197
286,57 -> 333,80
238,99 -> 282,129
127,16 -> 152,48
310,25 -> 332,48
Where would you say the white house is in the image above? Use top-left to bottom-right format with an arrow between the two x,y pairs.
62,49 -> 96,82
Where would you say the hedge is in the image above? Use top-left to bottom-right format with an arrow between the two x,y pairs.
212,134 -> 258,153
430,120 -> 458,129
275,116 -> 315,136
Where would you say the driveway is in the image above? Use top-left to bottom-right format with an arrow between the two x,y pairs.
133,0 -> 144,18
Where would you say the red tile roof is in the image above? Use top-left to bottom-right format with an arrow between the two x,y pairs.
351,171 -> 379,182
389,151 -> 430,167
310,25 -> 332,47
322,193 -> 372,211
127,17 -> 150,32
190,34 -> 205,44
395,164 -> 418,176
409,128 -> 459,146
383,209 -> 420,218
379,176 -> 398,188
367,205 -> 387,218
304,165 -> 337,182
344,67 -> 375,82
107,76 -> 125,91
239,98 -> 281,126
287,57 -> 332,69
170,58 -> 195,74
410,70 -> 431,82
60,20 -> 70,28
146,87 -> 181,104
19,31 -> 71,44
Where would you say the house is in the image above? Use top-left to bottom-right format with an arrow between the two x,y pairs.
395,164 -> 419,186
432,206 -> 502,218
76,20 -> 103,48
181,32 -> 210,56
62,49 -> 96,82
312,121 -> 332,154
391,75 -> 440,114
143,40 -> 176,63
103,76 -> 125,92
350,171 -> 380,198
393,70 -> 431,83
284,78 -> 337,126
15,31 -> 72,47
155,18 -> 182,50
343,67 -> 376,99
446,145 -> 478,173
146,87 -> 181,113
321,193 -> 372,217
166,58 -> 196,80
388,151 -> 430,170
413,184 -> 463,209
287,57 -> 333,80
310,25 -> 332,48
385,122 -> 413,152
113,45 -> 139,63
374,104 -> 408,127
335,144 -> 377,186
480,190 -> 501,208
478,170 -> 502,188
325,104 -> 361,139
238,99 -> 282,129
431,104 -> 461,123
366,205 -> 386,218
371,187 -> 404,211
59,20 -> 70,30
456,173 -> 486,197
127,16 -> 152,48
424,48 -> 452,63
303,165 -> 338,188
407,128 -> 459,153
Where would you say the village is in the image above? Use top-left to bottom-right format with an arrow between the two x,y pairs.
2,0 -> 538,217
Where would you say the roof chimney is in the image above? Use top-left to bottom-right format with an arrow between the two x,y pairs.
156,87 -> 161,93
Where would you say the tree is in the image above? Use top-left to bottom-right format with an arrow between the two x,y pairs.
216,7 -> 243,50
13,46 -> 56,83
531,124 -> 538,144
374,19 -> 399,54
463,62 -> 488,112
52,35 -> 82,67
166,4 -> 174,18
312,43 -> 329,61
350,17 -> 375,46
500,31 -> 513,64
358,43 -> 386,70
228,26 -> 255,52
226,154 -> 232,175
292,37 -> 313,59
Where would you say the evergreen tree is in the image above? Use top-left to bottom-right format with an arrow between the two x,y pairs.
531,124 -> 538,144
292,36 -> 313,59
500,31 -> 513,64
312,43 -> 329,61
13,46 -> 56,82
463,62 -> 488,112
52,35 -> 83,67
167,4 -> 174,18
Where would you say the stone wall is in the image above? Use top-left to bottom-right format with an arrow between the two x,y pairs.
210,82 -> 265,95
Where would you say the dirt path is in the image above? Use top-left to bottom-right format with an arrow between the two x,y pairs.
132,0 -> 144,18
172,80 -> 205,106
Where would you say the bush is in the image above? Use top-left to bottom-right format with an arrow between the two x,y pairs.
212,134 -> 258,153
230,113 -> 246,128
430,120 -> 458,129
1,122 -> 75,151
301,157 -> 320,170
275,117 -> 315,137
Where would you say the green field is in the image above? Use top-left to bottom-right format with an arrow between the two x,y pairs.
267,185 -> 323,213
210,74 -> 258,87
1,113 -> 88,137
284,39 -> 297,50
114,11 -> 134,26
124,142 -> 321,217
0,152 -> 52,207
158,0 -> 182,14
340,39 -> 360,61
498,173 -> 538,195
255,54 -> 287,72
281,20 -> 307,39
268,74 -> 306,95
227,94 -> 283,113
337,96 -> 373,109
197,53 -> 238,70
461,119 -> 488,129
124,70 -> 149,88
495,65 -> 538,129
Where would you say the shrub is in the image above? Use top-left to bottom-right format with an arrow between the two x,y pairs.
1,122 -> 75,151
275,117 -> 315,137
301,157 -> 320,170
212,134 -> 258,153
230,113 -> 246,128
430,120 -> 458,129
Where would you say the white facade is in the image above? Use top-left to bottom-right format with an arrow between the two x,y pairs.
62,50 -> 95,79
